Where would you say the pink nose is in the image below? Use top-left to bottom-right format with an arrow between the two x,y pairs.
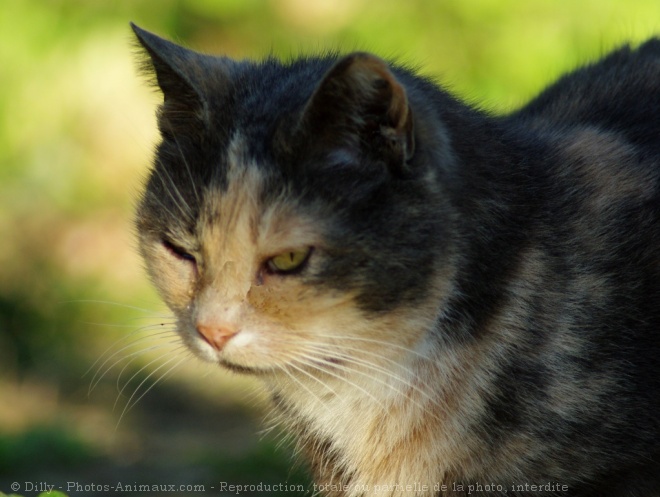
196,323 -> 238,351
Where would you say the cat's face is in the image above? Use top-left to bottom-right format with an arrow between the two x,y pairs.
133,25 -> 455,378
140,139 -> 404,374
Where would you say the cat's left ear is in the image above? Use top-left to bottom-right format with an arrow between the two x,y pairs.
297,52 -> 415,176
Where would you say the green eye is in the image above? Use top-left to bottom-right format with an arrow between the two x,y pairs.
266,247 -> 312,274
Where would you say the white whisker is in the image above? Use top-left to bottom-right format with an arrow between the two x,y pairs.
299,341 -> 441,410
284,358 -> 339,400
299,347 -> 410,400
81,320 -> 176,329
116,351 -> 188,429
89,336 -> 179,395
171,131 -> 201,205
60,299 -> 170,317
113,339 -> 184,405
86,319 -> 175,358
154,158 -> 195,222
85,324 -> 176,379
290,355 -> 386,411
312,333 -> 432,361
278,361 -> 328,408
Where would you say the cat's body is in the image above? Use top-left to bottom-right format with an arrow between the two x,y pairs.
131,24 -> 660,496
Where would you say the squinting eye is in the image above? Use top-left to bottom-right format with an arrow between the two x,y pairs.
266,247 -> 312,274
162,239 -> 196,263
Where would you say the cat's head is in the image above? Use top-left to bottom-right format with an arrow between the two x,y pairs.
132,24 -> 456,378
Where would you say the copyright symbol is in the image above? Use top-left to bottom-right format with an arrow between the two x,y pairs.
11,482 -> 20,491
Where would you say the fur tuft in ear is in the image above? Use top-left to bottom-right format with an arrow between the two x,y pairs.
297,52 -> 415,176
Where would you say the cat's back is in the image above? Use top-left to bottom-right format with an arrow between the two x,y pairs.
510,39 -> 660,317
512,38 -> 660,151
465,40 -> 660,495
506,38 -> 660,265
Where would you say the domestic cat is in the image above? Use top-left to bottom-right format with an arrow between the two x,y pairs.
130,22 -> 660,497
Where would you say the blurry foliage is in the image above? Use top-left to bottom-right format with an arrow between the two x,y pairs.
0,424 -> 97,476
0,0 -> 658,489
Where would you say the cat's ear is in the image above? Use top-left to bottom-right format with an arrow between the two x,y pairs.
131,23 -> 216,135
298,52 -> 415,176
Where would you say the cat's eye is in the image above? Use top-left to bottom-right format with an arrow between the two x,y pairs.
162,239 -> 196,263
266,247 -> 312,274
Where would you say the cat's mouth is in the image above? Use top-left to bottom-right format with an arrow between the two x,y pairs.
218,357 -> 344,376
218,358 -> 272,376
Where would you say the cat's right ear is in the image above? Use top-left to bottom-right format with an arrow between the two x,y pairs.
131,23 -> 217,135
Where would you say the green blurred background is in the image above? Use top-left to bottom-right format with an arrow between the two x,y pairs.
0,0 -> 658,495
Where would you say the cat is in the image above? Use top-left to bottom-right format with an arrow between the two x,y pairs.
130,22 -> 660,497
